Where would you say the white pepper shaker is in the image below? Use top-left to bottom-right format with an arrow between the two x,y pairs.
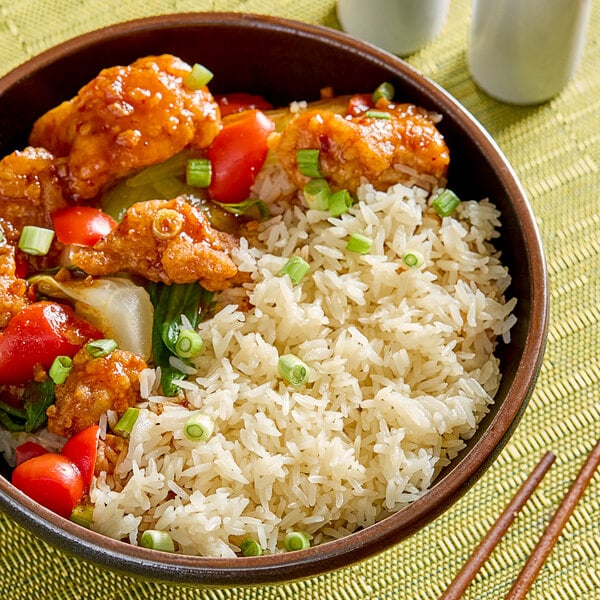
467,0 -> 592,105
337,0 -> 451,57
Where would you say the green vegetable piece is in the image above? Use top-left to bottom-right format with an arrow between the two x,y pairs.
303,178 -> 331,210
113,407 -> 140,438
296,148 -> 323,178
432,189 -> 461,217
365,110 -> 391,119
140,530 -> 175,552
278,354 -> 309,386
346,233 -> 372,254
18,226 -> 54,256
372,82 -> 395,103
328,189 -> 354,217
49,355 -> 73,385
184,63 -> 214,89
278,256 -> 310,285
86,338 -> 118,359
70,504 -> 94,528
402,249 -> 425,268
284,531 -> 311,552
240,538 -> 263,557
184,413 -> 214,442
186,158 -> 212,188
0,379 -> 55,433
175,329 -> 204,359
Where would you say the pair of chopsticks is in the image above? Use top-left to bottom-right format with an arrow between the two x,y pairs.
441,438 -> 600,599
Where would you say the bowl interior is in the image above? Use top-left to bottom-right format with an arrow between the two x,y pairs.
0,13 -> 548,585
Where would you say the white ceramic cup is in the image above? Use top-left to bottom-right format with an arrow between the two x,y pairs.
468,0 -> 592,105
337,0 -> 451,57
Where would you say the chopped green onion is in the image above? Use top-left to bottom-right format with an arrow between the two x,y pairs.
113,407 -> 140,438
303,178 -> 331,210
70,504 -> 94,528
18,226 -> 54,256
86,338 -> 117,358
278,354 -> 309,386
214,198 -> 270,220
152,208 -> 184,240
240,538 -> 263,557
186,158 -> 212,188
184,63 -> 214,89
278,255 -> 310,285
402,249 -> 425,268
365,110 -> 391,119
175,329 -> 204,359
284,531 -> 311,552
296,148 -> 323,178
48,355 -> 73,385
184,412 -> 214,442
346,233 -> 373,255
432,189 -> 461,217
0,229 -> 4,244
372,82 -> 395,103
328,189 -> 354,217
140,529 -> 175,553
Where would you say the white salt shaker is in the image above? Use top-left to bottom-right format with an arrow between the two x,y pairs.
337,0 -> 451,57
468,0 -> 592,105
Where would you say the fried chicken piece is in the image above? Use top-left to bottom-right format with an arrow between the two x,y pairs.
29,55 -> 221,201
72,197 -> 239,290
273,102 -> 449,193
0,219 -> 29,329
0,146 -> 69,235
47,347 -> 146,438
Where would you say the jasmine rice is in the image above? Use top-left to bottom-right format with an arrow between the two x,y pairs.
91,180 -> 516,557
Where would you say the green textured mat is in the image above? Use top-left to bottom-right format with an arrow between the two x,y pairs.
1,1 -> 599,598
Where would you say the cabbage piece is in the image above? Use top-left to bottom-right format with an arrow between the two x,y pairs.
30,275 -> 153,361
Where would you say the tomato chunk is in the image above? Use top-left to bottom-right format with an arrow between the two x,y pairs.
52,206 -> 117,246
0,301 -> 103,385
216,93 -> 273,116
208,109 -> 275,204
61,425 -> 99,488
15,441 -> 49,466
12,453 -> 84,518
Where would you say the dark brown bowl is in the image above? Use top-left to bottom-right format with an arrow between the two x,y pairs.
0,12 -> 548,586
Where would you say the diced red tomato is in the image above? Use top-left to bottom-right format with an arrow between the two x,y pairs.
52,206 -> 117,246
0,301 -> 103,385
15,441 -> 49,466
12,453 -> 84,518
61,425 -> 99,488
216,93 -> 273,117
208,109 -> 275,204
346,93 -> 373,117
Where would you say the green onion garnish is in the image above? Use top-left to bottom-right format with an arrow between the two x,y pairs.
113,407 -> 140,438
372,82 -> 395,103
70,504 -> 94,528
365,110 -> 391,119
49,355 -> 73,385
296,148 -> 323,178
402,249 -> 425,268
214,198 -> 270,220
184,413 -> 214,442
346,233 -> 373,255
186,158 -> 212,188
432,189 -> 461,217
328,189 -> 354,217
86,338 -> 118,358
278,255 -> 310,285
18,226 -> 54,256
175,329 -> 204,359
284,531 -> 311,552
303,178 -> 331,210
140,529 -> 175,553
240,538 -> 263,557
278,354 -> 309,386
184,63 -> 214,89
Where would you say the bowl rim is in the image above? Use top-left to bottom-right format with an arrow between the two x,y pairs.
0,11 -> 549,586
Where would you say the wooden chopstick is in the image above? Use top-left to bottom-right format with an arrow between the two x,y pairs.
504,437 -> 600,599
441,439 -> 600,600
440,451 -> 556,600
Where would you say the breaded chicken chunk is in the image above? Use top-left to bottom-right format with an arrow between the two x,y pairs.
0,146 -> 68,235
46,347 -> 146,438
29,55 -> 221,201
273,102 -> 449,193
73,197 -> 239,290
0,219 -> 29,329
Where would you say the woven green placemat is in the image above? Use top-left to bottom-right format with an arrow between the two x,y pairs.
1,1 -> 599,598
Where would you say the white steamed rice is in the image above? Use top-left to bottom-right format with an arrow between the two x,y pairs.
90,176 -> 516,557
